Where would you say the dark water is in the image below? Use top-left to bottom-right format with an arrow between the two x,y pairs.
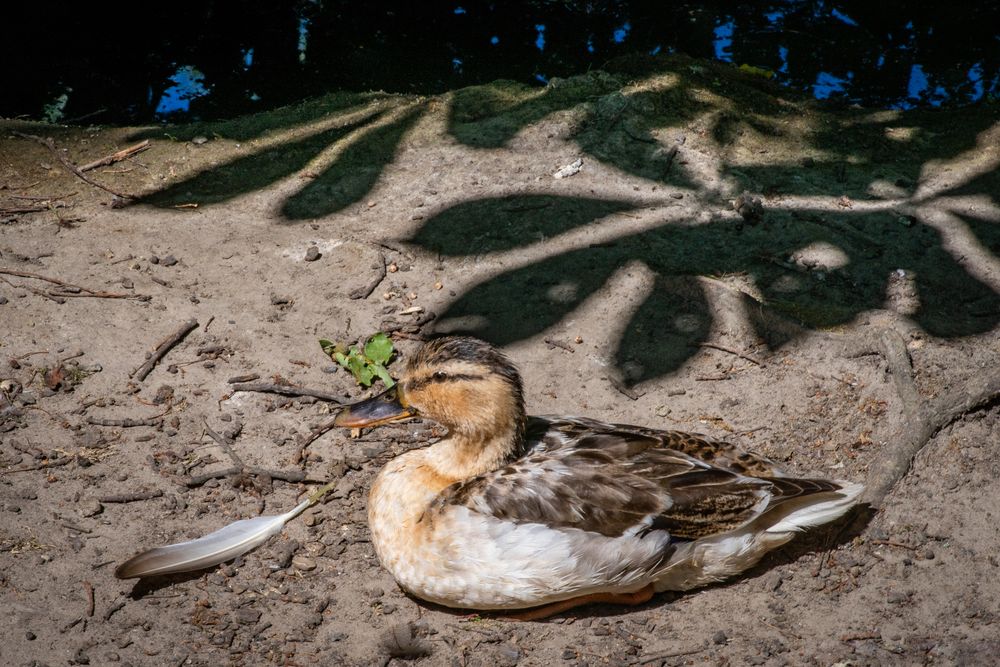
6,1 -> 999,124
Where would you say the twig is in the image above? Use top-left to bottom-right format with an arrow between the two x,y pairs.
228,382 -> 344,404
59,617 -> 83,633
12,131 -> 133,200
1,456 -> 74,474
349,251 -> 386,300
543,337 -> 575,353
609,377 -> 645,401
0,276 -> 66,303
871,539 -> 917,551
0,268 -> 146,300
638,647 -> 707,664
182,466 -> 325,487
97,490 -> 164,503
130,319 -> 199,382
202,419 -> 243,468
79,140 -> 150,172
103,599 -> 125,621
296,414 -> 342,462
87,416 -> 161,427
695,342 -> 762,366
83,581 -> 95,617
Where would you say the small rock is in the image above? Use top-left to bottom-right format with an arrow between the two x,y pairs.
149,255 -> 159,265
152,385 -> 174,405
733,191 -> 764,224
234,608 -> 261,625
25,631 -> 36,641
712,630 -> 728,645
270,295 -> 291,306
0,296 -> 8,305
79,499 -> 103,517
160,255 -> 178,267
304,246 -> 321,262
887,590 -> 909,604
292,555 -> 317,572
497,643 -> 521,665
921,547 -> 935,560
191,136 -> 208,145
561,649 -> 577,659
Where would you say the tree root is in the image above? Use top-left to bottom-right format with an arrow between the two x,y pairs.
847,328 -> 1000,506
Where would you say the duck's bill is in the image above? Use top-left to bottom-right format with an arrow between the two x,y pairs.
334,386 -> 416,428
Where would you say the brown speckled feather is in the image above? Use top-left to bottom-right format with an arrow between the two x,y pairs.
439,416 -> 841,541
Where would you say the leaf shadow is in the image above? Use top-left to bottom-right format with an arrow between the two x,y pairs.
411,194 -> 637,256
280,104 -> 425,220
139,111 -> 381,207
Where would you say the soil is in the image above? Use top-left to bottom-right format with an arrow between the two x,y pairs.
2,54 -> 999,666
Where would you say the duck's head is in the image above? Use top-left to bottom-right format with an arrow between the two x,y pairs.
334,336 -> 527,445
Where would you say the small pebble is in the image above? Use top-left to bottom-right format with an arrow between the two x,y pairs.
304,246 -> 321,262
160,255 -> 178,267
191,136 -> 208,145
712,630 -> 728,645
292,555 -> 317,572
79,499 -> 103,517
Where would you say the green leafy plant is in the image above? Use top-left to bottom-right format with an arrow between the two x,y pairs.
320,332 -> 395,388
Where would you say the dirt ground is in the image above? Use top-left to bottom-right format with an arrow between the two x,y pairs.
2,55 -> 999,666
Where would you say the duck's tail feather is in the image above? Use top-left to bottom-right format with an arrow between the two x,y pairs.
764,481 -> 864,534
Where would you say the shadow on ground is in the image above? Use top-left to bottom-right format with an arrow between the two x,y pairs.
132,54 -> 1000,384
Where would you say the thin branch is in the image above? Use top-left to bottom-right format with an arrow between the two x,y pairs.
79,140 -> 150,172
695,341 -> 763,366
130,319 -> 199,382
228,382 -> 344,404
12,131 -> 133,199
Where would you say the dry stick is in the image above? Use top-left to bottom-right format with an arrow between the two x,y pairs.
202,419 -> 244,468
1,456 -> 74,474
543,337 -> 575,353
131,319 -> 199,382
696,341 -> 763,366
182,466 -> 325,487
87,416 -> 161,427
0,268 -> 145,300
856,329 -> 1000,507
79,140 -> 150,172
0,275 -> 66,303
296,414 -> 342,462
12,131 -> 133,199
82,581 -> 95,617
97,490 -> 164,503
228,381 -> 344,404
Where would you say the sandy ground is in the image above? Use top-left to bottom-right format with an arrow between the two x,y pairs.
2,55 -> 999,666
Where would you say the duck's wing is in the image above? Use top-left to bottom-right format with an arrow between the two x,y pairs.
534,416 -> 788,477
440,417 -> 843,540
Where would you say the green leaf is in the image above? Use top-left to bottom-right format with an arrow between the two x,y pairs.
373,364 -> 395,388
319,339 -> 336,358
364,332 -> 394,365
356,364 -> 375,387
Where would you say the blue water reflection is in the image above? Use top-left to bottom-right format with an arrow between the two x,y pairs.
15,1 -> 1000,123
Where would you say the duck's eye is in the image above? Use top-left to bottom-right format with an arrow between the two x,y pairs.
432,371 -> 449,381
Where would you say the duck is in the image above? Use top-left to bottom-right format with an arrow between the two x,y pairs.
334,336 -> 863,619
